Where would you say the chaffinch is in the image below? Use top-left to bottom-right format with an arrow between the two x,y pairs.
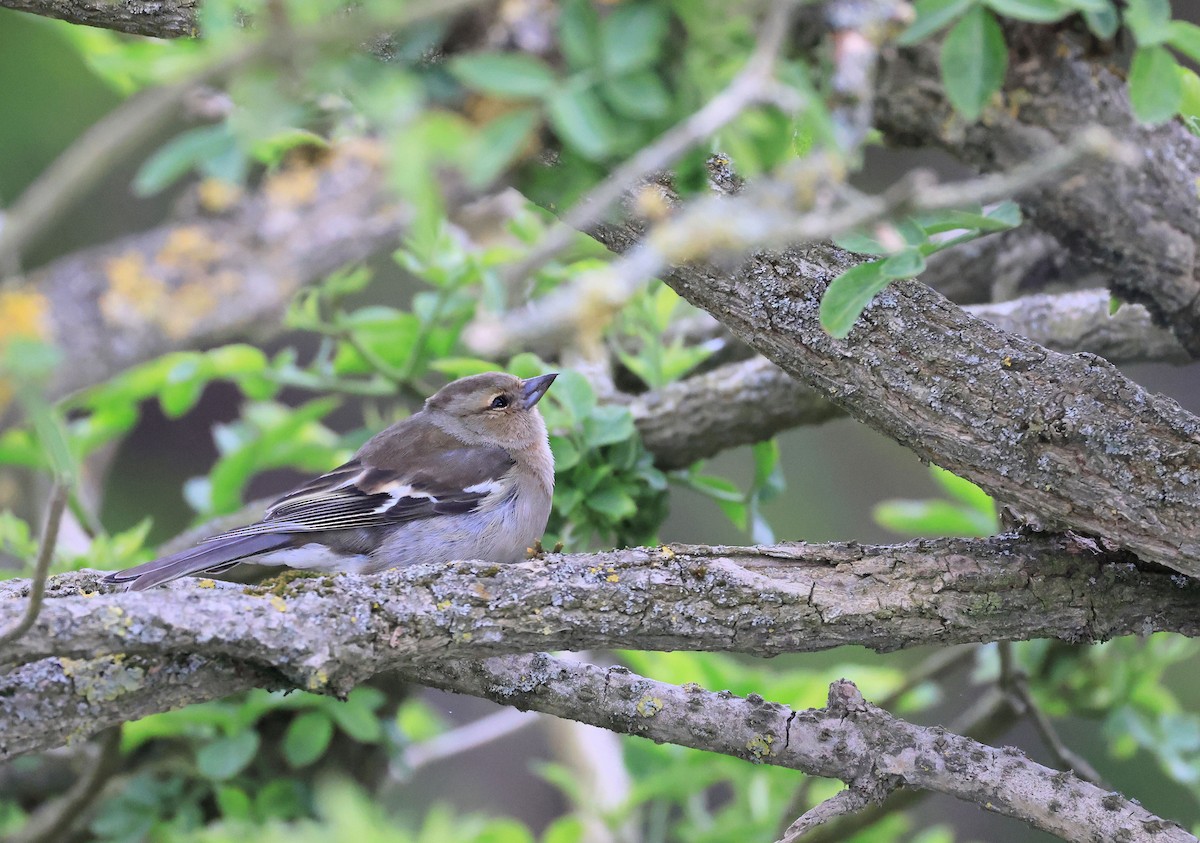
104,372 -> 558,591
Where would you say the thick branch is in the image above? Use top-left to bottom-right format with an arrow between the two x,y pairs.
635,288 -> 1185,468
592,219 -> 1200,577
3,535 -> 1200,722
3,647 -> 1192,842
416,659 -> 1195,843
875,28 -> 1200,356
0,0 -> 197,36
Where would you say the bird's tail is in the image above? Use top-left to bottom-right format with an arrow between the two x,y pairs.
103,533 -> 291,591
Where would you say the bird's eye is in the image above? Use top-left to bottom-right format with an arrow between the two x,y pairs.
490,395 -> 510,409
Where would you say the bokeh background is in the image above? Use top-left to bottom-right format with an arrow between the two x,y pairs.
4,4 -> 1200,840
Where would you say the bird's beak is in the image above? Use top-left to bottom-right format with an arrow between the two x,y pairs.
520,373 -> 558,408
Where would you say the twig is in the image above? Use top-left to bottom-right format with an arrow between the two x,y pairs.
3,726 -> 122,843
0,482 -> 68,650
775,786 -> 877,843
499,0 -> 803,287
397,707 -> 537,775
999,642 -> 1106,787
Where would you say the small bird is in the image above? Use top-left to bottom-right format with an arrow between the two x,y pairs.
104,372 -> 558,591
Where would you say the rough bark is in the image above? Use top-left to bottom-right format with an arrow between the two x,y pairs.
635,288 -> 1185,469
592,218 -> 1200,578
0,0 -> 197,36
875,28 -> 1200,357
2,533 -> 1200,752
414,658 -> 1196,843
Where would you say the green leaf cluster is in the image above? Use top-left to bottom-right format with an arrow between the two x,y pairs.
900,0 -> 1200,127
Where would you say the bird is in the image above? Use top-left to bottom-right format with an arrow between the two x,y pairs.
104,371 -> 558,591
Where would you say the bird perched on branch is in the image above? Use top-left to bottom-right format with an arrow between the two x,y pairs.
104,372 -> 558,591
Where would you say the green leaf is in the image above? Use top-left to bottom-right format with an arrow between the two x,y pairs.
195,730 -> 260,780
898,0 -> 975,45
833,231 -> 890,255
449,53 -> 559,99
929,465 -> 996,516
986,199 -> 1022,227
250,128 -> 328,167
1124,0 -> 1172,46
984,0 -> 1071,23
880,248 -> 927,279
1179,66 -> 1200,134
819,260 -> 892,339
582,405 -> 635,448
466,108 -> 541,187
550,435 -> 581,471
1128,46 -> 1182,124
1169,20 -> 1200,65
602,71 -> 672,119
559,0 -> 601,68
940,7 -> 1008,121
1081,4 -> 1118,39
133,125 -> 236,197
283,711 -> 334,768
547,81 -> 620,160
215,786 -> 253,820
588,486 -> 637,520
327,691 -> 384,743
159,377 -> 205,418
600,2 -> 670,75
874,499 -> 997,537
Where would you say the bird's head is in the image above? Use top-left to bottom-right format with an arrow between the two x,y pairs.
425,371 -> 557,450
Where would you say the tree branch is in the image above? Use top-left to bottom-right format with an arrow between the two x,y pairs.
587,210 -> 1200,577
875,27 -> 1200,357
0,0 -> 197,37
12,141 -> 408,405
2,533 -> 1200,760
632,287 -> 1186,468
411,657 -> 1194,843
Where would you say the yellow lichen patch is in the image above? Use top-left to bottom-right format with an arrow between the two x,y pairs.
156,225 -> 226,269
0,288 -> 50,346
659,545 -> 676,561
746,734 -> 775,760
306,669 -> 329,691
270,595 -> 288,612
161,280 -> 221,339
101,252 -> 167,323
198,579 -> 216,589
265,164 -> 319,207
60,655 -> 145,703
197,178 -> 244,214
436,600 -> 452,611
636,696 -> 664,717
606,573 -> 620,583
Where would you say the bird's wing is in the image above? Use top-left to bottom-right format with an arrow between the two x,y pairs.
211,421 -> 516,540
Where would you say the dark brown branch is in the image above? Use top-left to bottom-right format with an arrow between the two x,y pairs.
0,0 -> 197,37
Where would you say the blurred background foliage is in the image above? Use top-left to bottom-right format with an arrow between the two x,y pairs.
2,0 -> 1200,841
